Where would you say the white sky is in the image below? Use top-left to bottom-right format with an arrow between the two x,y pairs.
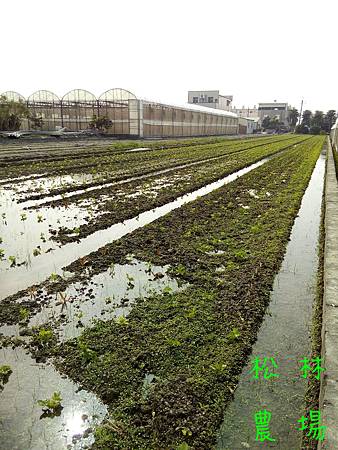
1,0 -> 337,113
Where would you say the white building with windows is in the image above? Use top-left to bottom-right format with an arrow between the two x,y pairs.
258,102 -> 292,126
231,105 -> 260,120
188,91 -> 233,111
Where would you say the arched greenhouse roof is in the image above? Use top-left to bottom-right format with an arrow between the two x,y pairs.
1,91 -> 26,102
99,88 -> 137,102
28,90 -> 60,103
62,89 -> 97,103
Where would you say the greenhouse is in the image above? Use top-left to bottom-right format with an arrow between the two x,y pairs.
0,88 -> 239,137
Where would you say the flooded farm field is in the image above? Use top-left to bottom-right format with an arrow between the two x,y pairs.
0,135 -> 326,449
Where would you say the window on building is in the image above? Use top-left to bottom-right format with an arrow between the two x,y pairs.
192,97 -> 198,103
208,97 -> 214,103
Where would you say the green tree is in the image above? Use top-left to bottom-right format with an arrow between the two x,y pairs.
0,95 -> 29,131
89,115 -> 112,132
29,114 -> 44,130
322,109 -> 337,132
262,116 -> 271,129
311,110 -> 324,129
287,108 -> 299,129
301,110 -> 312,127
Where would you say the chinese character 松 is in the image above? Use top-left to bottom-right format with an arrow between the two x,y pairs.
250,357 -> 279,380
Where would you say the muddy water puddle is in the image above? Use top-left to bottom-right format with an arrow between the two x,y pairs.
0,346 -> 107,450
217,151 -> 326,449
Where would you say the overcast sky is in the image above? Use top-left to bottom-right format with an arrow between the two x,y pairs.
1,0 -> 337,113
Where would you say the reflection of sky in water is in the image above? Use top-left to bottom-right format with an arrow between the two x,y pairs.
0,173 -> 189,272
1,173 -> 97,198
0,180 -> 105,272
0,347 -> 107,450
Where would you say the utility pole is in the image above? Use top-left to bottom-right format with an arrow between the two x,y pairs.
298,99 -> 304,126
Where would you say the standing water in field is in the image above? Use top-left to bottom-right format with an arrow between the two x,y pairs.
217,150 -> 326,449
0,346 -> 107,450
0,260 -> 177,449
0,154 -> 276,300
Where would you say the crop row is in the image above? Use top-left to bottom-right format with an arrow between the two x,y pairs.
48,136 -> 312,244
0,135 -> 260,164
1,134 -> 298,184
50,136 -> 325,449
16,135 -> 305,202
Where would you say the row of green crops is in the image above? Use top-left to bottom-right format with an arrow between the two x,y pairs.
1,134 -> 297,185
50,136 -> 325,449
18,135 -> 305,203
0,135 -> 258,163
49,135 -> 310,244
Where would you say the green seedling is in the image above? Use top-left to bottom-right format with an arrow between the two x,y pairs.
78,341 -> 97,362
166,338 -> 182,347
49,273 -> 59,282
250,224 -> 262,234
227,327 -> 241,342
36,328 -> 54,344
186,306 -> 197,319
19,307 -> 29,322
37,391 -> 62,413
234,249 -> 248,260
145,261 -> 153,274
0,249 -> 4,259
176,442 -> 190,450
180,427 -> 192,437
210,362 -> 227,375
0,365 -> 12,384
20,213 -> 27,221
37,214 -> 44,223
163,286 -> 173,294
116,316 -> 129,326
8,256 -> 16,267
173,264 -> 187,276
75,311 -> 83,319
